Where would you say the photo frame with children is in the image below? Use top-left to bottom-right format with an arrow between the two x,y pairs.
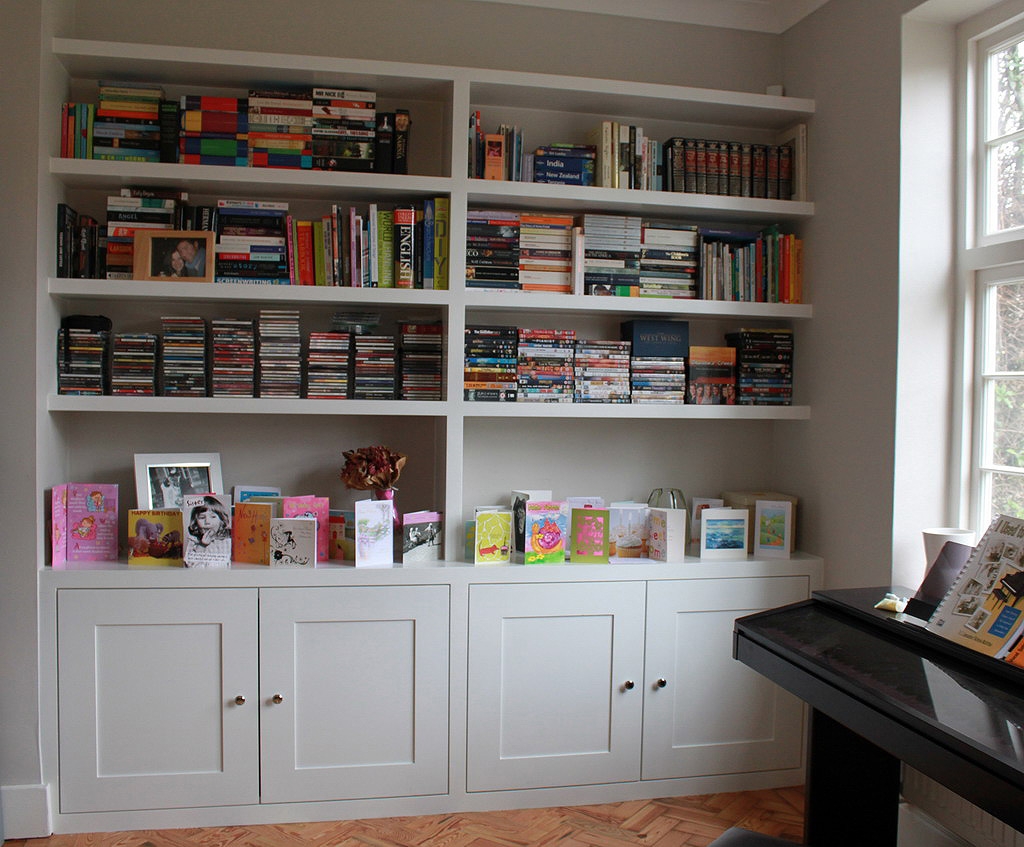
134,452 -> 224,510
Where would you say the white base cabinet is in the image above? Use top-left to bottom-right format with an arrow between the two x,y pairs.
45,560 -> 820,832
57,585 -> 449,814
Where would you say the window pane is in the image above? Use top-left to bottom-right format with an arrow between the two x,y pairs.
990,39 -> 1024,138
995,281 -> 1024,371
991,378 -> 1024,466
992,139 -> 1024,232
990,471 -> 1024,519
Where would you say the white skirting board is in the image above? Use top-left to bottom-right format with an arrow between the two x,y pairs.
1,783 -> 52,839
900,803 -> 974,847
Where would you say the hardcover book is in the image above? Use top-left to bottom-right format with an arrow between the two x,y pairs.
127,509 -> 184,566
523,500 -> 567,564
282,494 -> 330,561
355,498 -> 394,566
620,319 -> 689,358
474,508 -> 513,566
569,507 -> 610,563
52,483 -> 119,567
182,493 -> 233,568
927,514 -> 1024,657
402,510 -> 444,562
232,500 -> 272,565
269,516 -> 317,568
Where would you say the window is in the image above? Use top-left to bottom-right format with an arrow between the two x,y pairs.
967,13 -> 1024,527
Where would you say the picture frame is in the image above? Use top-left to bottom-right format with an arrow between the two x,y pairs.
134,452 -> 224,510
699,507 -> 750,560
753,499 -> 793,559
132,229 -> 215,282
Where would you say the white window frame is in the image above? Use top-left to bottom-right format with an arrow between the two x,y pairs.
962,3 -> 1024,530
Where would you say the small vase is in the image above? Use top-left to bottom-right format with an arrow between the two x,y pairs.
372,487 -> 401,531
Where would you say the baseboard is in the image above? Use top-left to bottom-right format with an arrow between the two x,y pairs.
1,783 -> 52,839
899,802 -> 974,847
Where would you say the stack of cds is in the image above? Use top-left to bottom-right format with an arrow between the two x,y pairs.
210,317 -> 256,397
160,316 -> 207,397
110,332 -> 158,396
257,309 -> 302,398
573,339 -> 631,403
630,356 -> 687,403
464,325 -> 518,401
727,328 -> 794,405
305,331 -> 352,399
517,328 -> 575,402
56,326 -> 110,395
399,322 -> 443,401
352,333 -> 397,400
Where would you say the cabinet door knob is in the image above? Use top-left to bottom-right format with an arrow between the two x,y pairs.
622,680 -> 635,691
272,693 -> 284,704
234,695 -> 246,706
656,678 -> 668,689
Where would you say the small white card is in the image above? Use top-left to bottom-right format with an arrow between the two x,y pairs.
699,507 -> 750,560
355,498 -> 395,567
269,517 -> 316,568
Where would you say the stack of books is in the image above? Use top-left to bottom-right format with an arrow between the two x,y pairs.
727,328 -> 794,405
92,81 -> 163,162
305,330 -> 352,399
464,325 -> 518,401
257,309 -> 302,398
210,317 -> 256,397
110,332 -> 158,396
179,94 -> 248,166
638,220 -> 699,299
160,315 -> 207,397
105,192 -> 180,279
531,144 -> 597,186
517,328 -> 575,403
352,333 -> 397,400
56,326 -> 110,396
399,322 -> 444,401
581,213 -> 641,296
247,89 -> 313,169
214,199 -> 290,284
311,86 -> 376,171
465,210 -> 520,289
621,318 -> 690,404
573,339 -> 631,403
518,212 -> 574,293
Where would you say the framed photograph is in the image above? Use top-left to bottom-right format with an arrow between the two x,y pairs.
233,484 -> 282,504
134,452 -> 224,510
132,230 -> 214,282
699,507 -> 750,560
753,500 -> 793,559
690,496 -> 725,542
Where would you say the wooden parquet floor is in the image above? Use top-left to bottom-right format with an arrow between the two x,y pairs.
6,787 -> 805,847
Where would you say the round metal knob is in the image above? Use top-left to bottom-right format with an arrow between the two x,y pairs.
234,695 -> 246,705
623,680 -> 635,691
272,693 -> 284,704
656,678 -> 668,689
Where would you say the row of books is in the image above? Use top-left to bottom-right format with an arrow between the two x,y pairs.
463,322 -> 793,405
52,483 -> 444,569
464,210 -> 800,303
467,116 -> 807,201
60,82 -> 411,174
56,313 -> 443,401
55,192 -> 451,289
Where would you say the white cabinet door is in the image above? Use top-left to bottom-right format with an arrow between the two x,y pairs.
57,588 -> 260,813
641,576 -> 807,779
466,581 -> 646,791
258,585 -> 449,803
